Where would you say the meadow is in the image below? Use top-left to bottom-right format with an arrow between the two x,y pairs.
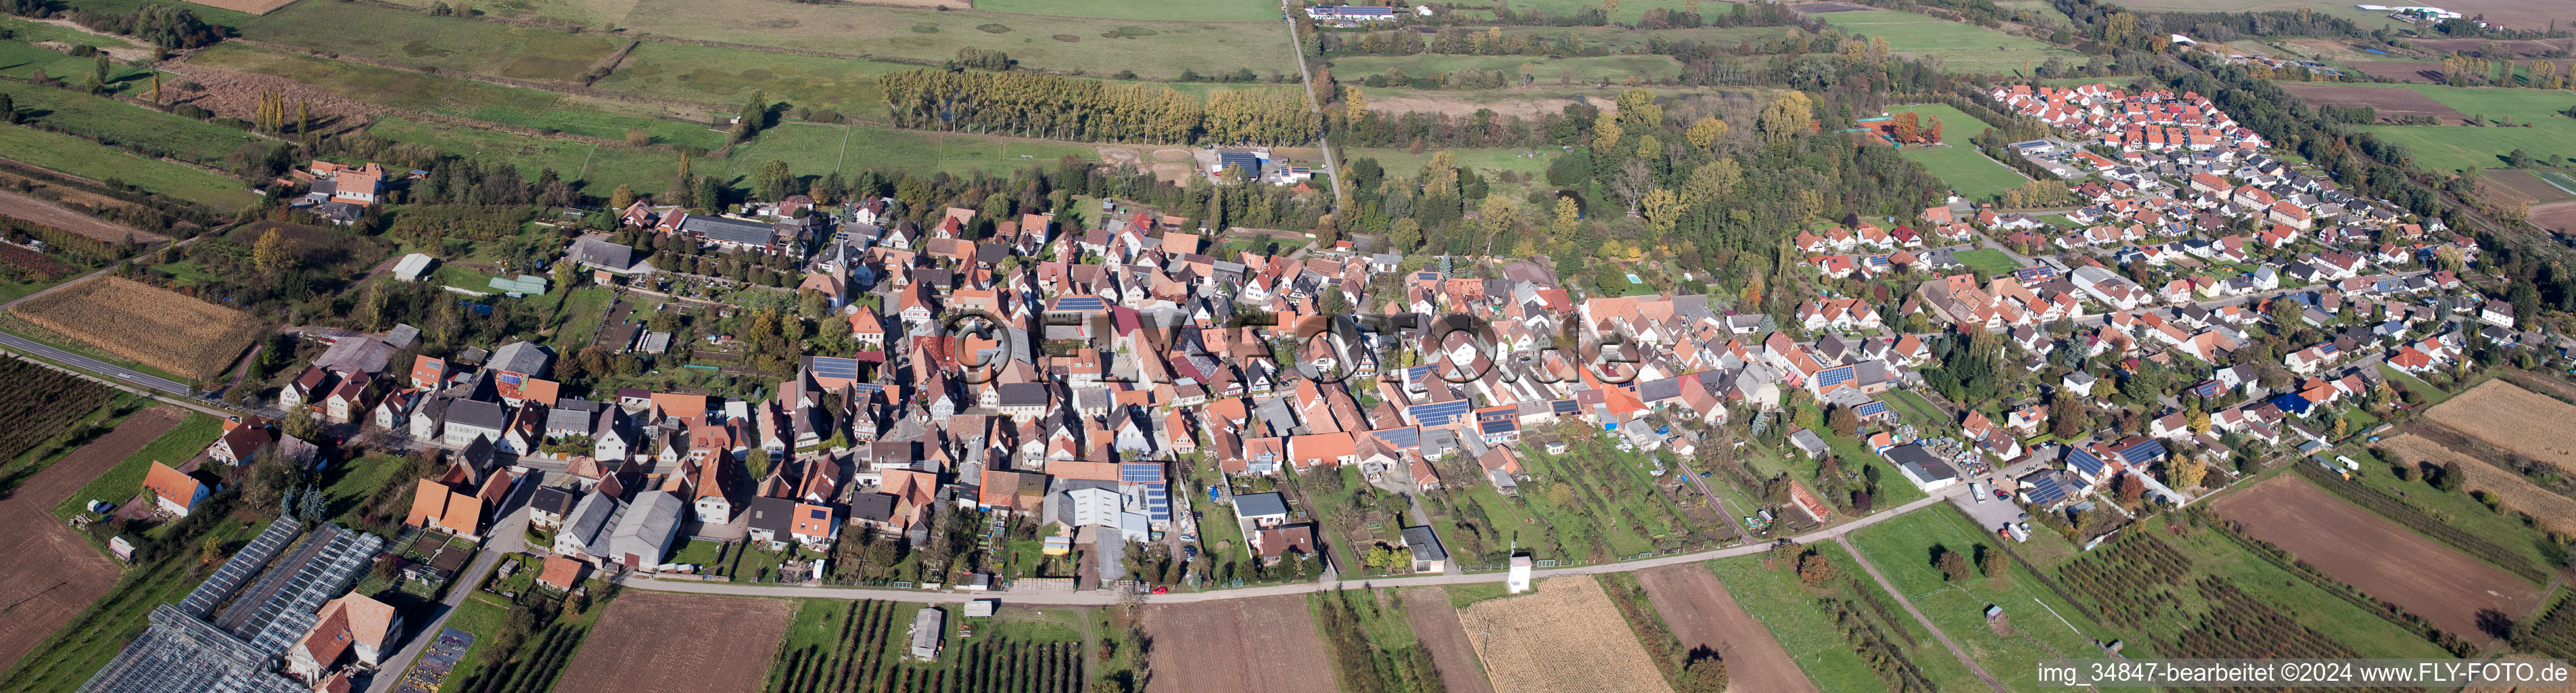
1950,248 -> 2022,275
0,81 -> 266,164
592,42 -> 902,117
1846,506 -> 2137,691
2351,84 -> 2576,173
1704,544 -> 1986,693
970,0 -> 1281,23
0,39 -> 157,83
0,125 -> 255,208
370,116 -> 1095,194
1900,144 -> 2028,202
231,1 -> 623,82
1495,24 -> 1785,53
1463,0 -> 1745,24
1807,9 -> 2087,75
1332,53 -> 1684,85
186,44 -> 727,149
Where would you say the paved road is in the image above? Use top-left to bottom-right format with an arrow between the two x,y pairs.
1833,534 -> 2011,693
0,332 -> 192,396
365,474 -> 538,693
618,484 -> 1967,604
1278,1 -> 1342,211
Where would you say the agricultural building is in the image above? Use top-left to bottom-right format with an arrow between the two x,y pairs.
392,254 -> 436,282
908,606 -> 945,661
610,490 -> 684,569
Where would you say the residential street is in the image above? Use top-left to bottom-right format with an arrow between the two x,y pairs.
616,484 -> 1966,604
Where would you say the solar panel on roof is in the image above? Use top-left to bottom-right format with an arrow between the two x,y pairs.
810,357 -> 859,379
1051,296 -> 1108,311
1408,400 -> 1472,426
1856,401 -> 1888,417
2067,448 -> 2107,475
1372,427 -> 1420,449
2122,439 -> 2168,465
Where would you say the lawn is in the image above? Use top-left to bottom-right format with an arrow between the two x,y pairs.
719,122 -> 851,182
0,16 -> 146,51
972,0 -> 1280,23
1789,400 -> 1929,509
1807,9 -> 2088,75
319,453 -> 406,527
1705,545 -> 1984,693
2351,84 -> 2576,173
2377,363 -> 2451,405
0,125 -> 255,208
436,594 -> 515,693
233,1 -> 622,82
1883,389 -> 1947,430
1330,53 -> 1684,84
551,286 -> 615,351
1951,248 -> 2022,276
1900,144 -> 2028,203
48,411 -> 223,522
1846,506 -> 2140,691
591,41 -> 904,117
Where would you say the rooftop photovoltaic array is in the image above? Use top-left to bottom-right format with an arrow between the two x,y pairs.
1407,400 -> 1472,427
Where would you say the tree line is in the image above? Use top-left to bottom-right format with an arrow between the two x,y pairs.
879,70 -> 1319,146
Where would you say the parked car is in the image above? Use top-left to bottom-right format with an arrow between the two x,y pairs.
85,499 -> 114,514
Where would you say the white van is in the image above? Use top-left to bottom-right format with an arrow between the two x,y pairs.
1969,482 -> 1986,502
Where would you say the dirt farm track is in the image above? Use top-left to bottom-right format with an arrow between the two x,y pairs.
0,407 -> 185,673
2214,476 -> 2538,644
553,591 -> 792,693
1141,594 -> 1338,693
1634,564 -> 1821,693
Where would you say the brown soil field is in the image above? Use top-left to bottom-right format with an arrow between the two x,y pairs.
1150,148 -> 1191,161
1142,594 -> 1339,693
2427,380 -> 2576,470
0,188 -> 166,244
160,60 -> 386,135
8,277 -> 266,380
1401,587 -> 1496,693
2214,476 -> 2539,644
1634,564 -> 1821,693
2412,0 -> 2576,32
553,591 -> 792,693
2486,170 -> 2576,204
2533,200 -> 2576,234
1456,576 -> 1675,693
0,406 -> 185,672
2378,434 -> 2576,535
1369,93 -> 1613,120
2275,83 -> 2466,122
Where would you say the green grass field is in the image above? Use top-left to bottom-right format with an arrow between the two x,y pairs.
1900,144 -> 2028,202
1493,24 -> 1781,53
1896,102 -> 1992,144
233,1 -> 623,82
2350,84 -> 2576,172
1465,0 -> 1746,24
1343,147 -> 1556,182
1847,506 -> 2141,690
1951,248 -> 2022,275
1332,53 -> 1683,83
185,44 -> 725,150
1806,9 -> 2087,75
2377,363 -> 2452,405
0,16 -> 145,51
0,125 -> 255,208
1706,545 -> 1987,693
48,411 -> 223,521
592,41 -> 903,117
973,0 -> 1280,22
0,81 -> 267,164
2142,512 -> 2453,659
1883,388 -> 1947,430
0,39 -> 159,84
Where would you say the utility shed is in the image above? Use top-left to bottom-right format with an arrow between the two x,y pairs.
392,253 -> 436,282
908,606 -> 945,661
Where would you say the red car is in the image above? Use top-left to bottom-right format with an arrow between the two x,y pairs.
1151,586 -> 1169,595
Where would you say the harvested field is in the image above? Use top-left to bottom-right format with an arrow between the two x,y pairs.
2276,83 -> 2465,123
1141,594 -> 1338,693
1401,587 -> 1495,693
1455,576 -> 1675,693
553,591 -> 791,693
158,61 -> 385,135
177,0 -> 302,14
2534,200 -> 2576,234
0,406 -> 185,672
0,188 -> 164,244
8,277 -> 265,380
1634,564 -> 1821,693
2426,380 -> 2576,469
2214,476 -> 2540,644
2351,58 -> 2576,83
2378,433 -> 2576,535
2486,170 -> 2576,204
